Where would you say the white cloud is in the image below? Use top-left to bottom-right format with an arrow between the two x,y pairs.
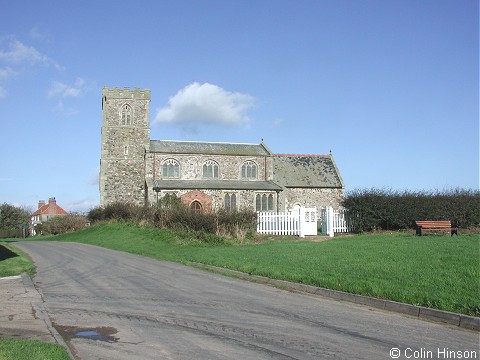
154,82 -> 254,130
0,39 -> 61,70
47,77 -> 86,99
47,78 -> 88,116
0,38 -> 63,99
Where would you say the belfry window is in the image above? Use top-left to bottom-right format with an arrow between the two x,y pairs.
202,160 -> 219,178
241,161 -> 257,179
121,104 -> 132,125
162,159 -> 180,178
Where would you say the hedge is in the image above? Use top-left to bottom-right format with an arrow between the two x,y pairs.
342,188 -> 479,232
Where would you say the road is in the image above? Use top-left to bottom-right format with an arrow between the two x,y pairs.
15,242 -> 478,360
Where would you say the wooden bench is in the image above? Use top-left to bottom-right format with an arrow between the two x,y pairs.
415,220 -> 458,236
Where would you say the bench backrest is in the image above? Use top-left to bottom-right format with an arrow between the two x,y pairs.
415,220 -> 452,228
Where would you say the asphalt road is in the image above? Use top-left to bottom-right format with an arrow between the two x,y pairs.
15,242 -> 478,360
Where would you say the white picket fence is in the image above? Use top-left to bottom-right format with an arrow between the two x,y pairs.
320,206 -> 354,237
256,211 -> 300,236
256,207 -> 318,237
257,206 -> 353,238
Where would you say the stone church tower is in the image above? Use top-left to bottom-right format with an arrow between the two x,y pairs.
99,87 -> 151,206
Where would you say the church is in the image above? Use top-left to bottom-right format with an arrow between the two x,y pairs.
99,87 -> 345,213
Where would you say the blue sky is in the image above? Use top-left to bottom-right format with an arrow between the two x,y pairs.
1,0 -> 478,213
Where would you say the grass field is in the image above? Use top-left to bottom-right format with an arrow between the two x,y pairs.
44,223 -> 480,317
0,339 -> 69,360
0,243 -> 35,278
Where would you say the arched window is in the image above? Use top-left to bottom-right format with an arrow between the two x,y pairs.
121,104 -> 132,125
224,193 -> 237,212
241,161 -> 257,179
190,200 -> 202,214
202,160 -> 219,178
255,193 -> 274,211
162,159 -> 180,178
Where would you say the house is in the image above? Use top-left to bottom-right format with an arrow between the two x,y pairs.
30,197 -> 68,235
99,87 -> 344,212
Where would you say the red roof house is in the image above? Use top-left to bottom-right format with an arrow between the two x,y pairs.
31,197 -> 68,235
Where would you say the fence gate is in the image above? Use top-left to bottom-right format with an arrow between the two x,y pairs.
256,207 -> 317,237
320,207 -> 353,237
299,207 -> 318,236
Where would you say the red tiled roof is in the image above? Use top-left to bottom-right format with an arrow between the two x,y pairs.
32,201 -> 68,216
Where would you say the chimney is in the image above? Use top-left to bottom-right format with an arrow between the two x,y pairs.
38,200 -> 45,209
48,197 -> 57,214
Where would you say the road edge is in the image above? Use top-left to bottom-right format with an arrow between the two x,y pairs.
21,272 -> 76,359
192,263 -> 479,332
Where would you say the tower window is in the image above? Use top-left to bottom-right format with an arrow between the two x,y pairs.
202,160 -> 219,178
121,104 -> 132,125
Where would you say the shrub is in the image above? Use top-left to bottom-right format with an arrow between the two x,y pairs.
87,198 -> 257,241
42,214 -> 87,235
343,188 -> 480,232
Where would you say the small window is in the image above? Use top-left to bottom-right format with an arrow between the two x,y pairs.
224,193 -> 237,212
203,160 -> 219,178
121,104 -> 132,125
162,159 -> 180,178
241,161 -> 257,179
190,200 -> 202,214
256,193 -> 274,211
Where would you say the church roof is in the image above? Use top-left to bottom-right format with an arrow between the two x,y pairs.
150,140 -> 272,156
153,180 -> 282,191
272,154 -> 344,188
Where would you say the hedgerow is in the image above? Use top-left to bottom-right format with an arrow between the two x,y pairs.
342,188 -> 480,232
87,195 -> 257,241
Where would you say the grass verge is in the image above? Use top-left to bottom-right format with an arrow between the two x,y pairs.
0,339 -> 69,360
48,223 -> 480,317
0,242 -> 35,278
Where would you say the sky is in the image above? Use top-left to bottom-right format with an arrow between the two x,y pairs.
1,0 -> 478,213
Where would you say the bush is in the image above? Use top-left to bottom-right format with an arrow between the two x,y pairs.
87,197 -> 257,242
343,188 -> 480,232
42,214 -> 87,235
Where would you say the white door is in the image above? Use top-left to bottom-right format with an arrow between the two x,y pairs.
299,207 -> 318,236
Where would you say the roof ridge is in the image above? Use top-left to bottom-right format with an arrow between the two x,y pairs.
274,153 -> 330,157
151,139 -> 261,146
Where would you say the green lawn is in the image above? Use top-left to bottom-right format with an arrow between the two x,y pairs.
0,339 -> 69,360
48,223 -> 479,316
0,243 -> 35,278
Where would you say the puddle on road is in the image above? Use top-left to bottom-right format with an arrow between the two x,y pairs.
54,324 -> 119,343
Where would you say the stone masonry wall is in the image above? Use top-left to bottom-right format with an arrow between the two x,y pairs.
279,187 -> 344,211
100,87 -> 150,206
152,154 -> 269,180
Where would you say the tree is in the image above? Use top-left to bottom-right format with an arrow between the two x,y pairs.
0,203 -> 31,230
